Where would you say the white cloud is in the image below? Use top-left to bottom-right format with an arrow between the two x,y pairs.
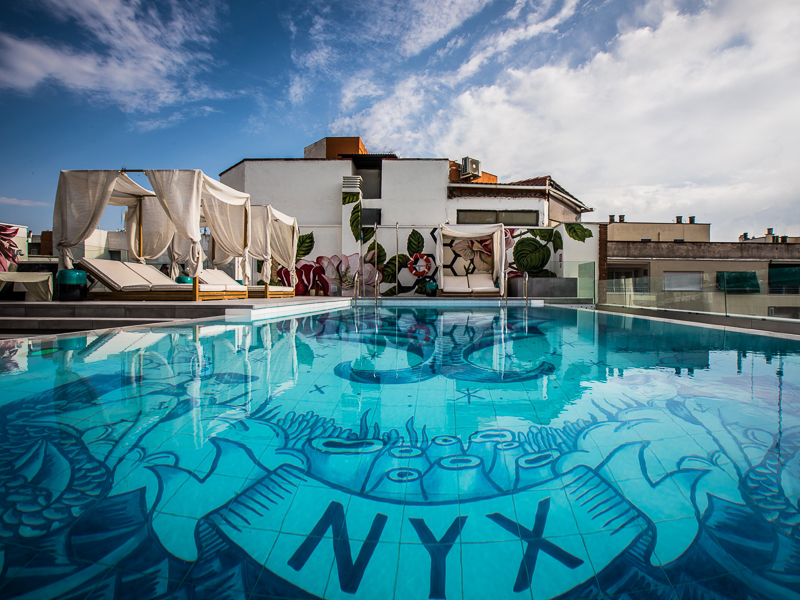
394,0 -> 494,57
288,73 -> 312,105
0,196 -> 50,207
133,106 -> 218,132
340,74 -> 383,111
0,0 -> 223,112
335,0 -> 800,241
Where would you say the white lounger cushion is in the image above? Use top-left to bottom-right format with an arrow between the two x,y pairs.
268,285 -> 294,292
124,262 -> 188,292
198,269 -> 247,291
79,258 -> 151,292
125,263 -> 226,293
468,273 -> 499,293
443,275 -> 471,292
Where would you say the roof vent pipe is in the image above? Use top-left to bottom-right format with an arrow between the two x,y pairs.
676,216 -> 683,223
619,215 -> 625,223
688,216 -> 696,224
609,215 -> 616,223
767,228 -> 774,235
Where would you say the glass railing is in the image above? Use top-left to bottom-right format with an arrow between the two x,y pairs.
599,269 -> 800,320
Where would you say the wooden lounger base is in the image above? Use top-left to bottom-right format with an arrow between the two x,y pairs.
87,290 -> 248,302
247,288 -> 296,299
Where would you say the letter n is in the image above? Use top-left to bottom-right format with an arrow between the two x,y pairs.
288,501 -> 388,594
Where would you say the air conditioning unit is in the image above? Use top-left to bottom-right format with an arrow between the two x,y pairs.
460,157 -> 481,179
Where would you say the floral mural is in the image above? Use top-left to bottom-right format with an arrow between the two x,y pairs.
0,224 -> 21,272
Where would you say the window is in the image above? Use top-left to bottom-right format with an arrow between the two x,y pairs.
361,208 -> 382,227
607,267 -> 650,293
768,264 -> 800,295
663,271 -> 703,291
640,238 -> 652,242
109,250 -> 122,262
716,271 -> 760,294
457,209 -> 538,226
673,238 -> 685,242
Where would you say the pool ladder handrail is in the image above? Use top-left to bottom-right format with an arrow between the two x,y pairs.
524,272 -> 529,305
353,271 -> 360,309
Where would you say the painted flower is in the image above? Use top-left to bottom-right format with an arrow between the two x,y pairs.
278,259 -> 329,296
407,253 -> 433,278
452,238 -> 493,272
504,228 -> 518,250
316,253 -> 363,294
0,225 -> 20,272
0,340 -> 19,375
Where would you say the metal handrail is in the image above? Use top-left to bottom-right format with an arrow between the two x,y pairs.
375,272 -> 380,308
504,271 -> 508,309
524,272 -> 529,305
353,271 -> 360,309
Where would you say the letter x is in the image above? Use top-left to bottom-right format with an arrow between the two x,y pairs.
487,498 -> 584,592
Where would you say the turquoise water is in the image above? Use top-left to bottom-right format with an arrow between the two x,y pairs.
0,307 -> 799,599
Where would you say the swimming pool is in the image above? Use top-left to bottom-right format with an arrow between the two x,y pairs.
0,307 -> 798,600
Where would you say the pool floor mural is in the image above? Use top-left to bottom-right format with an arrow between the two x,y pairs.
0,308 -> 798,599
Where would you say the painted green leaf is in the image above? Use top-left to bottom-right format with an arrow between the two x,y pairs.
349,202 -> 361,242
380,253 -> 410,284
342,192 -> 360,205
382,285 -> 397,297
368,240 -> 386,266
361,227 -> 375,244
513,237 -> 551,274
564,223 -> 594,242
533,269 -> 558,278
552,230 -> 563,253
296,232 -> 315,261
529,229 -> 554,243
407,229 -> 424,255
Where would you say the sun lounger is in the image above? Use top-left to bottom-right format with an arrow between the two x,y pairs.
196,269 -> 249,299
199,269 -> 295,299
441,273 -> 499,297
442,275 -> 472,296
78,258 -> 228,301
467,273 -> 500,295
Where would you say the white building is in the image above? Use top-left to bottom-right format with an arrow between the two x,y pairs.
220,137 -> 598,297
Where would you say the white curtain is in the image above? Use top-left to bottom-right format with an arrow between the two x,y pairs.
249,206 -> 271,283
268,205 -> 299,286
125,197 -> 176,263
53,170 -> 119,270
166,234 -> 203,280
145,170 -> 204,278
436,223 -> 505,294
201,173 -> 251,285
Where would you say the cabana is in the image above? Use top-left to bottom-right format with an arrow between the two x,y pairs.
435,224 -> 505,296
247,205 -> 298,298
53,169 -> 251,301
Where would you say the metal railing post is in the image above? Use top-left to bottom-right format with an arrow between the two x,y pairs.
524,272 -> 529,306
504,271 -> 508,309
353,272 -> 359,309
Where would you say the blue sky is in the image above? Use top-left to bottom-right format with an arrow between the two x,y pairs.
0,0 -> 798,240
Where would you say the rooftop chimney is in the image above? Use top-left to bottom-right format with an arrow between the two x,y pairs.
688,216 -> 696,224
676,216 -> 683,224
781,235 -> 789,243
743,232 -> 749,240
609,215 -> 616,223
767,228 -> 774,235
619,215 -> 625,223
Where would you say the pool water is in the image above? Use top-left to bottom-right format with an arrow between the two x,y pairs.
0,307 -> 798,600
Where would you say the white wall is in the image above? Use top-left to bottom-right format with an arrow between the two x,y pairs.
239,160 -> 354,226
378,160 -> 449,226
